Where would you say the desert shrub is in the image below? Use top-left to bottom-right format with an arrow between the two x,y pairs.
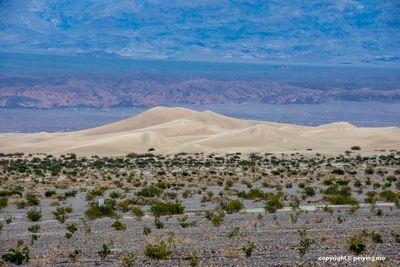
332,168 -> 345,175
379,190 -> 399,202
0,197 -> 8,210
85,202 -> 116,220
205,210 -> 225,226
86,187 -> 107,201
15,200 -> 27,209
184,255 -> 200,266
324,185 -> 358,205
28,224 -> 40,233
237,188 -> 265,200
348,234 -> 366,254
98,244 -> 111,260
112,220 -> 127,231
120,251 -> 136,267
303,186 -> 315,197
109,191 -> 122,199
336,215 -> 345,224
219,199 -> 244,214
351,146 -> 361,150
182,190 -> 193,198
69,249 -> 81,260
154,217 -> 164,229
131,206 -> 144,217
136,186 -> 162,198
365,167 -> 374,175
0,189 -> 23,197
30,234 -> 39,246
298,229 -> 315,256
143,226 -> 152,235
365,191 -> 377,204
44,190 -> 57,197
328,195 -> 359,205
1,240 -> 30,265
370,232 -> 383,243
64,190 -> 77,198
265,192 -> 284,213
25,193 -> 40,206
228,226 -> 241,238
53,207 -> 72,223
66,223 -> 78,233
242,241 -> 256,257
150,201 -> 184,216
144,240 -> 173,260
391,231 -> 400,243
180,220 -> 197,228
26,208 -> 42,221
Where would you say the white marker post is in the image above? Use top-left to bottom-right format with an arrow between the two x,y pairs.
98,197 -> 104,207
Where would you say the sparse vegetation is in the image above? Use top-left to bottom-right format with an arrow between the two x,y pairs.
26,208 -> 42,222
144,240 -> 174,260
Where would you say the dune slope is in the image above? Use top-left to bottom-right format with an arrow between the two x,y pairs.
0,106 -> 399,155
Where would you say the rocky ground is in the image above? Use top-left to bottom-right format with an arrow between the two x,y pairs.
0,151 -> 399,266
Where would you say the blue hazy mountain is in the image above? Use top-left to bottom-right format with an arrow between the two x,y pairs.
0,0 -> 399,64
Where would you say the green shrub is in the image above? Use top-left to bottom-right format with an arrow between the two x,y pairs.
86,187 -> 107,201
237,188 -> 265,200
120,251 -> 136,267
298,229 -> 315,256
26,193 -> 40,206
332,168 -> 345,175
228,226 -> 241,238
26,208 -> 42,221
53,207 -> 72,223
64,190 -> 77,198
303,186 -> 315,197
143,226 -> 152,235
219,199 -> 244,214
144,240 -> 173,260
45,190 -> 57,197
150,201 -> 184,216
265,192 -> 284,213
379,190 -> 399,202
112,220 -> 127,231
1,240 -> 30,265
98,244 -> 111,260
371,232 -> 383,243
391,231 -> 400,243
154,217 -> 164,229
131,206 -> 144,217
66,223 -> 78,233
365,167 -> 374,175
242,241 -> 256,257
136,186 -> 162,198
28,224 -> 40,233
85,203 -> 116,220
184,255 -> 200,266
205,210 -> 225,226
0,197 -> 8,210
348,235 -> 366,254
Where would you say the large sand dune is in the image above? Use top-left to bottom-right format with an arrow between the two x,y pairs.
0,107 -> 399,155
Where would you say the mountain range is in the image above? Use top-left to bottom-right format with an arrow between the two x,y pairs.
1,0 -> 399,64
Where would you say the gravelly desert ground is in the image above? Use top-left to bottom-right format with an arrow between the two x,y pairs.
0,150 -> 399,266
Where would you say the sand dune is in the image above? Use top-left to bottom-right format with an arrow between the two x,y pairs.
1,106 -> 399,156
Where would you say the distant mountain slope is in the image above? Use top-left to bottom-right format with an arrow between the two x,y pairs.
0,0 -> 399,64
1,107 -> 399,155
